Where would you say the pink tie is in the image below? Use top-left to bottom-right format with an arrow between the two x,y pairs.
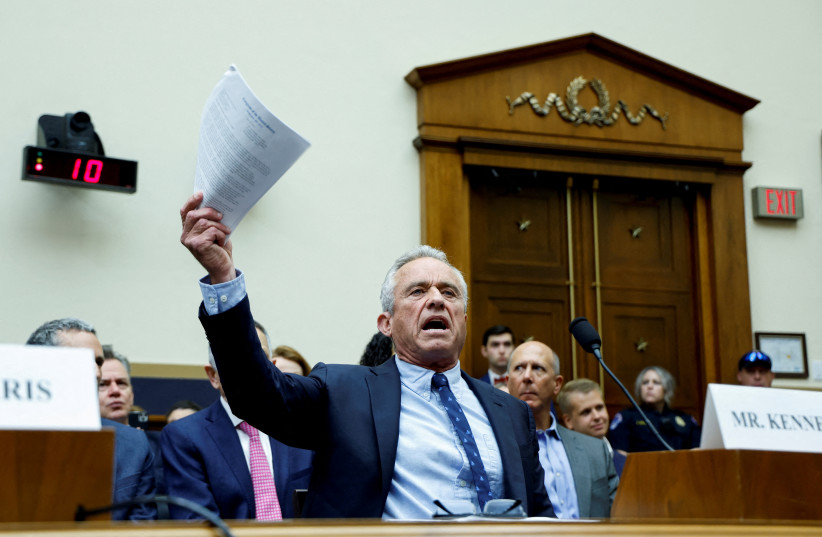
238,421 -> 282,520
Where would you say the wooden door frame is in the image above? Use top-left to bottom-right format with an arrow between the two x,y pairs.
407,34 -> 758,390
414,137 -> 752,389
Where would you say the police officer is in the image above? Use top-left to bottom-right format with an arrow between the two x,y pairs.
608,366 -> 700,453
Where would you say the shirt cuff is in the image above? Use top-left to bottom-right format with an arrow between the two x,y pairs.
199,269 -> 246,316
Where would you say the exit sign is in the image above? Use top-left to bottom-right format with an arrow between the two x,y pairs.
752,187 -> 803,220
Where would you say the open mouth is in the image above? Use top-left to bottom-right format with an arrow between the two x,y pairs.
423,318 -> 448,331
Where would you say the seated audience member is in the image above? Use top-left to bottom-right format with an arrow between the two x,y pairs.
508,341 -> 618,519
161,350 -> 313,520
609,366 -> 701,454
478,325 -> 515,388
99,348 -> 135,425
255,321 -> 272,358
27,318 -> 156,521
359,331 -> 393,367
737,350 -> 775,387
166,400 -> 203,424
557,379 -> 626,476
271,345 -> 311,376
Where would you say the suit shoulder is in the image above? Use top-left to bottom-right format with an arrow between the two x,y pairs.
104,419 -> 150,445
559,425 -> 602,445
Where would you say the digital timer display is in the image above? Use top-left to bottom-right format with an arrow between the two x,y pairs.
22,146 -> 137,193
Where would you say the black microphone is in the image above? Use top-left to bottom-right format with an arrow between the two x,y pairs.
569,317 -> 674,452
569,316 -> 602,355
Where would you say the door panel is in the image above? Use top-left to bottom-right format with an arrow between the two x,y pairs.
468,166 -> 703,422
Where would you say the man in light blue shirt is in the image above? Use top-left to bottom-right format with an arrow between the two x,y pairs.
508,341 -> 618,519
179,192 -> 553,519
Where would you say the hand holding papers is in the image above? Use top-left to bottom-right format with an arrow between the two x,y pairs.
194,65 -> 310,234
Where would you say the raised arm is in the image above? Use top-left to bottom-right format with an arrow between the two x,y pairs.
180,192 -> 236,284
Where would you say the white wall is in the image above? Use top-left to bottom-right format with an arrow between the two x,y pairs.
1,1 -> 820,388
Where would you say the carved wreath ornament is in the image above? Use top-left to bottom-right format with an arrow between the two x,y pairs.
506,76 -> 669,130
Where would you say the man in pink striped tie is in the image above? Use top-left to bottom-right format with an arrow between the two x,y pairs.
161,348 -> 313,520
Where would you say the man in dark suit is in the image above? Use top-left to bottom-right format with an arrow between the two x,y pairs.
477,325 -> 515,388
26,318 -> 157,521
161,351 -> 313,519
180,192 -> 553,519
507,341 -> 618,519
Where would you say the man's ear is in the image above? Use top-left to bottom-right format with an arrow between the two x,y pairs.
553,374 -> 565,396
561,413 -> 573,429
205,365 -> 221,390
377,312 -> 391,337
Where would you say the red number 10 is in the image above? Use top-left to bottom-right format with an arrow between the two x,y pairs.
71,158 -> 103,184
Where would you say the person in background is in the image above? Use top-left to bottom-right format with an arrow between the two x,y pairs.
161,349 -> 313,520
255,321 -> 272,358
359,332 -> 394,367
271,345 -> 311,376
477,325 -> 515,388
166,400 -> 203,424
507,341 -> 618,519
737,350 -> 775,387
557,379 -> 626,476
608,366 -> 701,454
26,318 -> 156,521
99,348 -> 135,425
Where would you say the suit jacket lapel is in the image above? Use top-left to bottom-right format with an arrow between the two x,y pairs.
207,401 -> 256,511
365,359 -> 401,499
463,373 -> 527,503
557,425 -> 590,517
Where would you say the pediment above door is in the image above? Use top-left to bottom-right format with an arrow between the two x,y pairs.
406,33 -> 758,163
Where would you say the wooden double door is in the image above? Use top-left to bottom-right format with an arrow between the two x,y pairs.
468,165 -> 703,421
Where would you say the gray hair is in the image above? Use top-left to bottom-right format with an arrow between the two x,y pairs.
379,245 -> 468,314
208,347 -> 217,371
635,365 -> 676,406
254,320 -> 271,357
550,349 -> 560,376
103,346 -> 131,376
27,318 -> 96,346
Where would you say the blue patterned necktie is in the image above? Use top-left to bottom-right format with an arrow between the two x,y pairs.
431,372 -> 494,509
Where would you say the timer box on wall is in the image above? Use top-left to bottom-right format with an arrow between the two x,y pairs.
22,146 -> 137,194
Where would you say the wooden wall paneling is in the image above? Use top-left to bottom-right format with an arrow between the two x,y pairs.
417,145 -> 475,370
694,190 -> 720,386
709,171 -> 753,384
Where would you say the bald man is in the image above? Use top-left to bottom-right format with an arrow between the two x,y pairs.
508,341 -> 618,519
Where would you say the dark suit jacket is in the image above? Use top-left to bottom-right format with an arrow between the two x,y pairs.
200,296 -> 553,519
478,372 -> 491,384
161,399 -> 313,519
103,418 -> 157,520
555,425 -> 618,518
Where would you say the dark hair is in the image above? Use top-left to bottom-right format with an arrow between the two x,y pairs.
166,400 -> 203,419
360,332 -> 394,367
482,325 -> 514,346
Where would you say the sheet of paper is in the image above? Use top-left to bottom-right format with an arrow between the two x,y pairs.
194,65 -> 310,234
